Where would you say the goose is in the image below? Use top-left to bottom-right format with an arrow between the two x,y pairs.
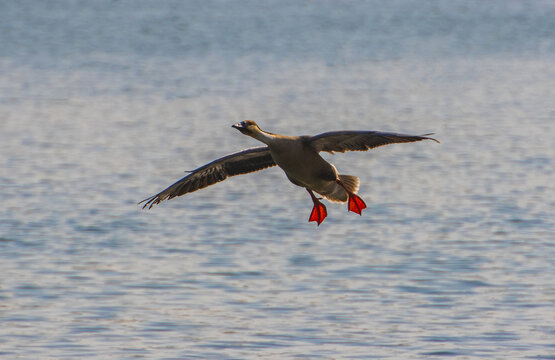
139,121 -> 439,225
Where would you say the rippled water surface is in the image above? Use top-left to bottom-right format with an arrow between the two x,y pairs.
1,1 -> 554,359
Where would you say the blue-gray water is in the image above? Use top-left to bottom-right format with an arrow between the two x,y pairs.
1,1 -> 554,359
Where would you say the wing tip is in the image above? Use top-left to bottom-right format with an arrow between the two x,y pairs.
138,196 -> 159,210
420,133 -> 440,143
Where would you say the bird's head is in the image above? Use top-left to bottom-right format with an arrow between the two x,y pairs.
232,120 -> 261,137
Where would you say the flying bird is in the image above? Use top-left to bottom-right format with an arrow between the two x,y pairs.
140,121 -> 439,225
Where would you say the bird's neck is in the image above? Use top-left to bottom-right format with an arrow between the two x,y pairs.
250,128 -> 278,145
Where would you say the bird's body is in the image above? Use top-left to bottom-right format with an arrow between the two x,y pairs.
268,136 -> 339,198
140,121 -> 439,225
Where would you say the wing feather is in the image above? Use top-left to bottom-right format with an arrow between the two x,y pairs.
309,131 -> 439,153
139,146 -> 275,209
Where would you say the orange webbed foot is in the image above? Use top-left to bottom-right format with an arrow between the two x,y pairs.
348,194 -> 367,215
309,202 -> 327,226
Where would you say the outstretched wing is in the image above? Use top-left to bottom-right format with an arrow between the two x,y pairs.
139,146 -> 275,209
309,131 -> 439,153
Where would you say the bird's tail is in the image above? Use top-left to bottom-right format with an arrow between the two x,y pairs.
321,175 -> 360,203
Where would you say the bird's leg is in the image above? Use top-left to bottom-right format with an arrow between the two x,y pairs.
306,188 -> 327,226
336,179 -> 367,215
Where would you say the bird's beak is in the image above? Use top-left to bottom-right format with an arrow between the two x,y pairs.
232,121 -> 253,135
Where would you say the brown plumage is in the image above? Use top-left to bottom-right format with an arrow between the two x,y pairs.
140,147 -> 275,209
139,121 -> 439,224
310,131 -> 438,153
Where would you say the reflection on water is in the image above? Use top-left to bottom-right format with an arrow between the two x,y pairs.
1,0 -> 554,359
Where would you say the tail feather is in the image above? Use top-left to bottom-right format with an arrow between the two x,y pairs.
321,174 -> 360,203
339,174 -> 360,194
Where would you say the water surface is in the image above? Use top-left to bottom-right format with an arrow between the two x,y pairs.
1,1 -> 554,359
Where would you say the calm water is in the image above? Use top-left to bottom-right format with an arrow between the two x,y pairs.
1,1 -> 554,359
